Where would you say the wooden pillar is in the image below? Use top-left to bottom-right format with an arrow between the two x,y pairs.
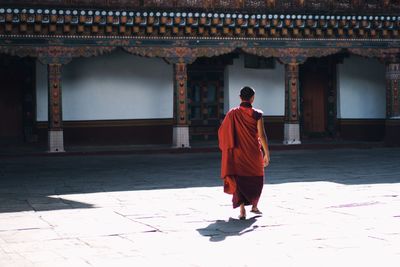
47,63 -> 65,152
283,62 -> 301,145
172,62 -> 190,148
385,60 -> 400,146
386,62 -> 400,118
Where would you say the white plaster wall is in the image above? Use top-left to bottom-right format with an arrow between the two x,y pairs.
36,51 -> 173,121
223,66 -> 230,114
226,55 -> 285,115
36,62 -> 48,121
338,56 -> 386,119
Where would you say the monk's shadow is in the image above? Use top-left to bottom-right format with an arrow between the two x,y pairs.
197,216 -> 261,242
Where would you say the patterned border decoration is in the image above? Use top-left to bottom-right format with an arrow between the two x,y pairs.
0,0 -> 399,13
123,45 -> 236,63
48,63 -> 63,129
348,47 -> 400,61
0,45 -> 115,63
1,6 -> 400,42
174,62 -> 189,125
242,47 -> 343,63
1,44 -> 399,64
285,62 -> 300,122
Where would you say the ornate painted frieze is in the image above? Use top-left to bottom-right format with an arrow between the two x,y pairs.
284,62 -> 300,122
348,48 -> 400,60
1,0 -> 400,13
173,63 -> 189,125
48,63 -> 63,130
123,45 -> 235,63
1,6 -> 400,41
123,46 -> 342,66
242,47 -> 342,63
0,45 -> 115,63
123,46 -> 196,64
1,44 -> 399,65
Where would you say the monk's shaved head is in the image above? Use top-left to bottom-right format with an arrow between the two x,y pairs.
240,86 -> 255,101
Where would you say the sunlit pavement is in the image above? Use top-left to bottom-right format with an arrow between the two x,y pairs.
0,148 -> 399,267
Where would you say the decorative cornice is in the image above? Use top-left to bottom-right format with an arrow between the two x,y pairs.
2,44 -> 399,63
0,45 -> 115,64
123,46 -> 193,63
1,6 -> 400,41
0,1 -> 399,14
242,47 -> 343,63
348,47 -> 400,57
348,47 -> 400,62
123,45 -> 236,63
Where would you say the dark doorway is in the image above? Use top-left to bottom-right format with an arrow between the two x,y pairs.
0,55 -> 36,146
300,57 -> 337,138
187,57 -> 228,141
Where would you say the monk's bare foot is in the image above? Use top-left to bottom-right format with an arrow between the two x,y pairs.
239,204 -> 246,220
251,206 -> 262,214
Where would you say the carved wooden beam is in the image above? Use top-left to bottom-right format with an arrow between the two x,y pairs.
123,46 -> 194,63
348,48 -> 400,61
0,45 -> 116,64
2,5 -> 400,40
347,48 -> 397,58
241,47 -> 343,64
192,47 -> 237,58
0,0 -> 398,12
123,46 -> 236,64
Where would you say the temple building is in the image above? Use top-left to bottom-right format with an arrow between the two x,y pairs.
0,0 -> 399,152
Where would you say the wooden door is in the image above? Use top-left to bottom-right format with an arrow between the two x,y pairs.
300,59 -> 330,136
0,56 -> 35,145
0,59 -> 23,144
187,71 -> 224,141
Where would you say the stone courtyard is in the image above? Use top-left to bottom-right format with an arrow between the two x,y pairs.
0,148 -> 399,266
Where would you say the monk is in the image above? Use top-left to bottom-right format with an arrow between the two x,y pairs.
218,86 -> 270,220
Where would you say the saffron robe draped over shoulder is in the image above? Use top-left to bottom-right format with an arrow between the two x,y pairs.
218,103 -> 265,208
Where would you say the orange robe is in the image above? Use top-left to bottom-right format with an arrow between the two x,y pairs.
218,103 -> 264,208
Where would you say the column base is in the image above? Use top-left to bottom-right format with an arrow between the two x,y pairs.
172,125 -> 190,148
385,119 -> 400,146
48,129 -> 65,153
283,123 -> 301,145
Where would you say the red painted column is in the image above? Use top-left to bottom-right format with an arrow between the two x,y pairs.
47,63 -> 64,152
386,63 -> 400,118
385,61 -> 400,146
172,62 -> 190,148
283,62 -> 301,144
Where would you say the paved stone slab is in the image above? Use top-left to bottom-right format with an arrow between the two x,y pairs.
0,148 -> 399,266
